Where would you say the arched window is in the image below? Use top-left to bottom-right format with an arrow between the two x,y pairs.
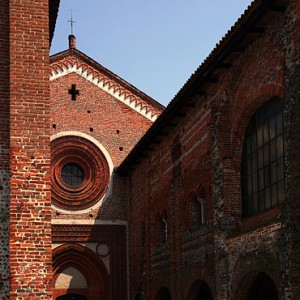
157,212 -> 167,245
241,98 -> 284,217
156,287 -> 171,300
134,292 -> 144,300
247,272 -> 278,300
186,280 -> 213,300
190,188 -> 206,228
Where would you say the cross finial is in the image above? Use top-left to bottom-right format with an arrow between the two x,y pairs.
68,10 -> 76,35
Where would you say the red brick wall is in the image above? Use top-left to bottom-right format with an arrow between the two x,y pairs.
127,2 -> 297,299
9,1 -> 53,298
50,72 -> 153,167
0,0 -> 10,298
49,49 -> 159,299
50,67 -> 155,221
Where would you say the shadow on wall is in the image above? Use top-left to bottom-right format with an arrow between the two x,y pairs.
52,244 -> 110,299
186,280 -> 213,300
55,266 -> 88,300
50,133 -> 128,299
156,287 -> 172,300
56,294 -> 87,300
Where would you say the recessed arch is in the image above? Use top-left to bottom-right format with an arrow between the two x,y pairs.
134,291 -> 144,300
232,84 -> 284,143
241,97 -> 284,217
53,244 -> 109,300
187,186 -> 207,229
186,280 -> 213,300
232,267 -> 279,300
55,267 -> 87,289
156,287 -> 171,300
247,272 -> 278,300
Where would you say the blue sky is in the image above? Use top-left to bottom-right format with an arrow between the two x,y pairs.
51,0 -> 253,106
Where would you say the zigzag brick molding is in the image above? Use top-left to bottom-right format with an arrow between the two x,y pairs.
50,58 -> 159,122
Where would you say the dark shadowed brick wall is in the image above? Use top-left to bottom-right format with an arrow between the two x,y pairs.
126,1 -> 299,299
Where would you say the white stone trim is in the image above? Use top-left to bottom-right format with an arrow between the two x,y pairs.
50,131 -> 114,215
50,63 -> 158,122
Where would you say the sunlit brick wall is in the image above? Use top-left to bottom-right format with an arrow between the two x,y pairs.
9,1 -> 53,298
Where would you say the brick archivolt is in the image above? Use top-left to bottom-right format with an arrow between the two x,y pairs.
50,132 -> 114,214
50,60 -> 158,122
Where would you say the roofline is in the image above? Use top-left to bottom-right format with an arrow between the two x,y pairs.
117,0 -> 286,175
50,47 -> 165,112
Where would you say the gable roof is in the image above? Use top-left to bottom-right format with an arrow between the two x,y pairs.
117,0 -> 286,174
50,47 -> 164,122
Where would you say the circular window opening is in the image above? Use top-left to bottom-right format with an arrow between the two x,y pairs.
61,163 -> 84,188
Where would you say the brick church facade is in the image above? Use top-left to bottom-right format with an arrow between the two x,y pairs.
0,0 -> 299,299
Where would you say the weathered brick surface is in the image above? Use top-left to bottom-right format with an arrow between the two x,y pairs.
49,49 -> 162,221
126,1 -> 299,299
0,0 -> 10,298
52,225 -> 127,300
285,0 -> 300,298
50,72 -> 154,167
0,0 -> 298,299
49,44 -> 163,299
9,1 -> 53,298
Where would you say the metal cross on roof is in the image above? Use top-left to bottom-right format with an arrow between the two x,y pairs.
68,10 -> 76,35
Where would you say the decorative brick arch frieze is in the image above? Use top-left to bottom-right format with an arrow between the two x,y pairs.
51,131 -> 114,213
50,57 -> 160,122
53,243 -> 109,300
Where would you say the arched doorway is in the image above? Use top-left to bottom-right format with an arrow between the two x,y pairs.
56,294 -> 87,300
186,280 -> 213,300
156,287 -> 171,300
134,292 -> 144,300
247,272 -> 278,300
53,244 -> 109,300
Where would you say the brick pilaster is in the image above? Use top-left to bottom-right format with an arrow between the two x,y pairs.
9,1 -> 52,298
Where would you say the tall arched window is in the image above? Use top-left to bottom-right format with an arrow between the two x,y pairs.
190,188 -> 206,228
241,97 -> 284,217
157,212 -> 167,245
